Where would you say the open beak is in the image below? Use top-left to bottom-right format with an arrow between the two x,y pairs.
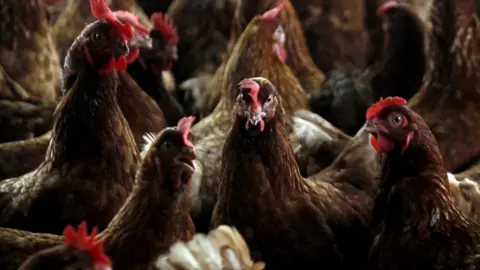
174,147 -> 196,175
245,107 -> 266,132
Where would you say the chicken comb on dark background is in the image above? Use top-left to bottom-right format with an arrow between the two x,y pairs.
239,78 -> 261,110
177,116 -> 195,149
261,1 -> 285,21
376,1 -> 399,16
89,0 -> 133,41
63,222 -> 111,267
113,11 -> 150,36
366,96 -> 407,120
151,12 -> 179,45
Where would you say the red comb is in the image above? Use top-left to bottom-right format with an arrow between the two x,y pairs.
262,1 -> 286,21
89,0 -> 133,41
366,97 -> 407,120
376,1 -> 398,16
177,116 -> 195,149
113,11 -> 150,36
151,12 -> 179,45
63,222 -> 111,267
239,78 -> 261,110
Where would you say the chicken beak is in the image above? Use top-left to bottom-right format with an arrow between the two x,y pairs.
245,107 -> 266,132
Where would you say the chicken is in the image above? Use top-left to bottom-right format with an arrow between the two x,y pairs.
0,11 -> 181,181
310,1 -> 427,135
18,222 -> 111,270
212,77 -> 376,269
126,12 -> 185,126
0,0 -> 62,142
0,0 -> 140,234
365,96 -> 480,269
53,0 -> 151,63
155,225 -> 265,270
292,0 -> 369,73
202,0 -> 325,117
0,117 -> 197,270
114,11 -> 170,146
189,5 -> 348,233
408,0 -> 480,172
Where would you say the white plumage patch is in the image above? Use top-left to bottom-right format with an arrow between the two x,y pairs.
140,132 -> 157,159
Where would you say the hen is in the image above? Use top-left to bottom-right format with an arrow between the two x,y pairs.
202,0 -> 325,117
126,12 -> 185,126
408,0 -> 480,172
0,0 -> 140,234
0,11 -> 181,181
18,223 -> 111,270
365,96 -> 480,269
155,225 -> 265,270
0,0 -> 62,142
0,117 -> 197,270
310,1 -> 427,135
190,4 -> 347,233
212,77 -> 376,269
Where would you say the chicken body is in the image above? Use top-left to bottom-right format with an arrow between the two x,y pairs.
366,97 -> 480,269
212,78 -> 376,269
0,120 -> 196,270
0,18 -> 140,234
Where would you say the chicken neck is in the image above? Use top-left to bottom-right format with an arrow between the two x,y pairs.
46,67 -> 138,188
99,161 -> 188,270
219,115 -> 305,206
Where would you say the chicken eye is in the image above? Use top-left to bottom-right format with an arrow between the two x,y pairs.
387,112 -> 405,127
161,141 -> 173,151
93,32 -> 104,41
266,96 -> 272,103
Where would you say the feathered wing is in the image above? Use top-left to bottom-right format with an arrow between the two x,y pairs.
154,225 -> 265,270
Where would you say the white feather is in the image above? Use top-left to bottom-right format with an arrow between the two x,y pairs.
140,132 -> 157,159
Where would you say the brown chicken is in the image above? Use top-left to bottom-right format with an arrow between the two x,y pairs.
126,12 -> 185,126
190,5 -> 349,233
408,0 -> 480,172
0,0 -> 62,142
155,225 -> 265,270
310,1 -> 427,135
365,96 -> 480,269
212,77 -> 375,269
0,0 -> 140,234
0,117 -> 197,270
0,11 -> 182,181
202,0 -> 325,117
53,0 -> 151,63
18,222 -> 111,270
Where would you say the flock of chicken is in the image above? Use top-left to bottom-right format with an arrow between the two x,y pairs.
0,0 -> 480,269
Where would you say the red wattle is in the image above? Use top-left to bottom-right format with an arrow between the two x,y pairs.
126,48 -> 140,64
370,135 -> 382,153
116,56 -> 127,71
